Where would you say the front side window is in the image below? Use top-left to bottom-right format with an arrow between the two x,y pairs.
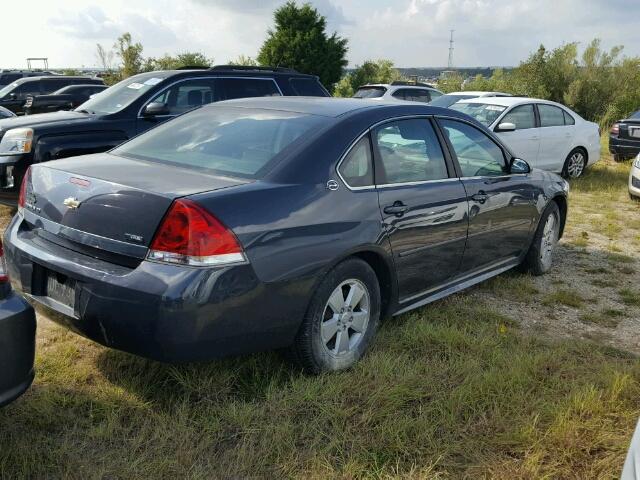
12,82 -> 41,98
338,136 -> 374,187
538,104 -> 565,127
439,119 -> 506,177
404,89 -> 432,103
149,79 -> 217,115
449,102 -> 507,127
289,78 -> 327,97
374,119 -> 448,184
501,104 -> 536,130
113,107 -> 329,179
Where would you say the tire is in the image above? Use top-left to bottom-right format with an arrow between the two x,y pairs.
290,258 -> 381,374
613,153 -> 628,163
562,148 -> 587,178
521,202 -> 561,276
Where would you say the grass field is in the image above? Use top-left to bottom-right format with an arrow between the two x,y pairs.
1,143 -> 639,479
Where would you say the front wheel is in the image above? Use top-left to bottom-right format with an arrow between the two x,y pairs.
290,258 -> 381,374
562,148 -> 587,178
521,202 -> 561,276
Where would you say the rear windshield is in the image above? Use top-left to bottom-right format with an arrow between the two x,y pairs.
353,87 -> 386,99
429,94 -> 474,108
449,102 -> 507,126
112,106 -> 329,178
631,110 -> 640,119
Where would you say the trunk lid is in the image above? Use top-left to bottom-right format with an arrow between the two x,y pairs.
25,152 -> 250,260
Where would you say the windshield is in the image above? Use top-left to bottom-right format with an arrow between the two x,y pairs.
75,72 -> 170,114
449,102 -> 507,126
0,83 -> 18,98
429,94 -> 475,108
631,110 -> 640,119
353,87 -> 386,99
112,106 -> 330,179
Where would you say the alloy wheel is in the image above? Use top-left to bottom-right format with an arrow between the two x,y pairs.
321,279 -> 370,356
567,152 -> 585,178
539,211 -> 559,269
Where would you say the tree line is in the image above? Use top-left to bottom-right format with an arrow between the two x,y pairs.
96,1 -> 639,127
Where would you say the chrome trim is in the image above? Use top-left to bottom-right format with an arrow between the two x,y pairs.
136,76 -> 284,119
376,178 -> 460,189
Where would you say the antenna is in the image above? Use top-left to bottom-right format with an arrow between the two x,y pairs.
447,30 -> 455,69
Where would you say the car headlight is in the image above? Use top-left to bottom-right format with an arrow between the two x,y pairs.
0,128 -> 33,155
634,154 -> 640,168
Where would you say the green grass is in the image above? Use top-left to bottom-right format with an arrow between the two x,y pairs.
619,288 -> 640,307
580,308 -> 625,328
1,298 -> 639,479
543,289 -> 584,308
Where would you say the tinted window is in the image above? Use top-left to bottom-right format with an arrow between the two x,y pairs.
631,110 -> 640,119
12,81 -> 41,98
429,94 -> 473,108
405,89 -> 432,103
449,102 -> 507,126
0,73 -> 20,84
42,79 -> 74,93
149,79 -> 217,115
289,78 -> 327,96
563,110 -> 575,125
113,107 -> 328,178
353,87 -> 386,99
538,104 -> 565,127
391,89 -> 406,100
440,119 -> 506,177
374,119 -> 448,184
339,136 -> 374,187
218,78 -> 280,101
501,104 -> 536,130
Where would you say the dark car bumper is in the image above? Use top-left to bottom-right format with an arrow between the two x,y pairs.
0,290 -> 36,407
0,155 -> 29,206
609,135 -> 640,156
4,214 -> 311,363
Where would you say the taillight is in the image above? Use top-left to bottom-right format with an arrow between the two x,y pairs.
148,199 -> 245,267
0,240 -> 9,283
610,123 -> 620,137
17,166 -> 31,214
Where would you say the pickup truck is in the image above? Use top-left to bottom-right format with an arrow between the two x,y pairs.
0,66 -> 330,204
25,84 -> 108,115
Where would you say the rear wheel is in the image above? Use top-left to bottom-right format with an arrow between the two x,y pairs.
290,258 -> 380,374
562,148 -> 587,178
521,202 -> 561,276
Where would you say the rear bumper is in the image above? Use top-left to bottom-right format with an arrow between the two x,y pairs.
4,214 -> 311,363
0,291 -> 36,407
609,136 -> 640,156
629,162 -> 640,198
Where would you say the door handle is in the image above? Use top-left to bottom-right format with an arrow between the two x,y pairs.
383,201 -> 409,217
471,191 -> 488,204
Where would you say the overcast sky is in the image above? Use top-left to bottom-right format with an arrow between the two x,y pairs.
2,0 -> 640,69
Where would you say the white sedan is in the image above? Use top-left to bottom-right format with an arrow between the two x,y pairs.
450,97 -> 601,177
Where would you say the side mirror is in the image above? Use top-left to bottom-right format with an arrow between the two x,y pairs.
510,157 -> 531,174
496,122 -> 516,132
142,102 -> 169,117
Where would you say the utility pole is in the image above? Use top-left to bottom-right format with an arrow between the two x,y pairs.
447,30 -> 455,69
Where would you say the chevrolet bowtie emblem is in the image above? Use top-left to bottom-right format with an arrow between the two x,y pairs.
63,197 -> 81,209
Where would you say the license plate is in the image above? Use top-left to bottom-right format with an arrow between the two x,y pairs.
46,272 -> 76,309
630,127 -> 640,138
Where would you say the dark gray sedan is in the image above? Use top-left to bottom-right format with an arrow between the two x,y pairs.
4,98 -> 568,373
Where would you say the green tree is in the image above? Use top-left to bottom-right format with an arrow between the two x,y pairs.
228,55 -> 258,66
333,59 -> 401,97
115,33 -> 144,79
145,52 -> 212,71
258,1 -> 348,89
437,72 -> 464,93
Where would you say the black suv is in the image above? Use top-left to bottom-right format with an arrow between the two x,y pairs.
0,66 -> 329,204
0,76 -> 105,115
0,70 -> 53,88
25,84 -> 109,115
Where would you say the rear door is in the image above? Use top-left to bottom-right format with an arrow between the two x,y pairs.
494,104 -> 540,167
438,117 -> 537,272
373,117 -> 468,302
537,103 -> 575,172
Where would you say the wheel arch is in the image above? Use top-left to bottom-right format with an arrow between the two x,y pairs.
551,194 -> 568,238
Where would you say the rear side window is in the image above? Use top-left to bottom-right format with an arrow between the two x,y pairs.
353,87 -> 386,99
42,79 -> 73,93
501,104 -> 536,130
218,78 -> 281,101
339,136 -> 374,187
113,106 -> 329,179
374,119 -> 448,184
538,104 -> 566,127
403,89 -> 432,103
563,110 -> 575,125
289,78 -> 327,96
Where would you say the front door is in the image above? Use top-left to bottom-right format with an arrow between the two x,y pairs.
494,103 -> 540,167
373,118 -> 469,302
438,118 -> 537,273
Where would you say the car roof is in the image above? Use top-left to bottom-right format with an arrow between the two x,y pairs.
361,84 -> 435,90
454,96 -> 567,108
447,91 -> 510,96
212,96 -> 458,118
11,75 -> 96,84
